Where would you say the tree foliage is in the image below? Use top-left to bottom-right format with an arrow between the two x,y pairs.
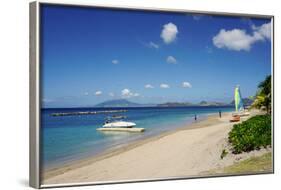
228,115 -> 271,154
252,75 -> 271,114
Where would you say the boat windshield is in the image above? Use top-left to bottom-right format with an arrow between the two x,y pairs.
104,115 -> 127,123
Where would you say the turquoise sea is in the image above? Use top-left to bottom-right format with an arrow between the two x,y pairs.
41,106 -> 234,169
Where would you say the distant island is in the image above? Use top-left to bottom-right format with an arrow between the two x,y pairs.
94,98 -> 253,108
157,101 -> 228,107
157,102 -> 194,107
229,97 -> 253,106
95,99 -> 155,108
95,99 -> 141,107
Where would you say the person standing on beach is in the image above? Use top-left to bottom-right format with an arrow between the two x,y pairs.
194,114 -> 197,121
219,110 -> 222,118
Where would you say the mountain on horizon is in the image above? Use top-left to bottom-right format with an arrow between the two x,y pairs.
95,99 -> 142,107
157,100 -> 229,107
157,102 -> 194,107
199,100 -> 228,106
95,99 -> 240,108
229,97 -> 253,106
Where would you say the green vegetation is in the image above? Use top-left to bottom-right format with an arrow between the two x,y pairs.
220,149 -> 228,159
223,153 -> 272,174
229,115 -> 271,154
252,75 -> 271,114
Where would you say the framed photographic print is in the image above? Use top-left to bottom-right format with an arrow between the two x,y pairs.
29,1 -> 274,188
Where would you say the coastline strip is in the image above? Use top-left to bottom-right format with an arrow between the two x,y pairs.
43,112 -> 225,183
51,109 -> 127,117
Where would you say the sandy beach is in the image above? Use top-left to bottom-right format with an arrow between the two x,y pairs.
42,110 -> 271,185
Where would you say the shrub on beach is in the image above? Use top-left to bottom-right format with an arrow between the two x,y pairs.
228,115 -> 271,154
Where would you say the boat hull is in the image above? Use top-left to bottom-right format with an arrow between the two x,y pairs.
232,111 -> 250,117
97,127 -> 145,132
102,121 -> 136,128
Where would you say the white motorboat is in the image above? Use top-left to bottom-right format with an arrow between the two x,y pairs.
102,116 -> 136,128
103,121 -> 136,128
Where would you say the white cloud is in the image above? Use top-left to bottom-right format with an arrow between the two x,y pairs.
145,84 -> 154,89
182,81 -> 192,88
148,41 -> 159,49
213,22 -> 271,51
121,88 -> 140,98
161,22 -> 178,44
252,22 -> 271,40
134,93 -> 140,97
122,89 -> 130,96
213,29 -> 256,51
109,92 -> 115,97
112,59 -> 119,64
95,91 -> 102,96
166,56 -> 177,64
160,84 -> 170,89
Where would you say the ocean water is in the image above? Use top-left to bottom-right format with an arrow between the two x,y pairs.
41,106 -> 234,169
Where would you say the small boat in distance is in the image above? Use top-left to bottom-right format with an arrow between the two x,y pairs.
102,115 -> 136,128
230,115 -> 240,122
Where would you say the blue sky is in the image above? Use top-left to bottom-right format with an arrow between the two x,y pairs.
41,5 -> 272,108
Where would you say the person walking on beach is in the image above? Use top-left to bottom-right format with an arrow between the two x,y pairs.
219,110 -> 222,118
194,114 -> 197,121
